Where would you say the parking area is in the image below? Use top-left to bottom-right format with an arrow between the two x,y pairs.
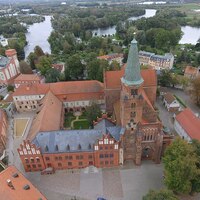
25,161 -> 164,200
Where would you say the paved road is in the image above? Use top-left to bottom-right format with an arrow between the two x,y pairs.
156,87 -> 200,135
26,161 -> 164,200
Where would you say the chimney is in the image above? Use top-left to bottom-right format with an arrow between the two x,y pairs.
7,179 -> 14,189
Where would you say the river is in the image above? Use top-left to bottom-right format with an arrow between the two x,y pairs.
24,16 -> 52,58
24,11 -> 200,57
179,26 -> 200,45
92,9 -> 157,36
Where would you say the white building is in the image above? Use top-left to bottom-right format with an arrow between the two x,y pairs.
0,49 -> 20,86
163,92 -> 180,112
174,108 -> 200,142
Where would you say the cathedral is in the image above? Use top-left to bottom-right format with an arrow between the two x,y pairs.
17,39 -> 173,172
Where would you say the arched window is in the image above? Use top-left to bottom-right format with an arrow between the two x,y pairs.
131,103 -> 136,108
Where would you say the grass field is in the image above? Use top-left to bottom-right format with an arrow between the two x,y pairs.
73,120 -> 90,129
14,118 -> 29,137
178,3 -> 200,19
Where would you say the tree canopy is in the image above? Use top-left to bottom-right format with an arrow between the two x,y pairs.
143,189 -> 179,200
163,138 -> 200,194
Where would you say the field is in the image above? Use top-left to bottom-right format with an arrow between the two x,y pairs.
178,3 -> 200,19
14,118 -> 29,137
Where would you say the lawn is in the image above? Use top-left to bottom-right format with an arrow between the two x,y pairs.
64,112 -> 76,128
73,120 -> 90,129
14,118 -> 29,137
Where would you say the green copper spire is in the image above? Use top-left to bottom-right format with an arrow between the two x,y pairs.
121,38 -> 144,86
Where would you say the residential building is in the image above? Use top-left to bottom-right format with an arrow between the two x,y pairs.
52,63 -> 65,73
0,166 -> 47,200
97,53 -> 124,66
174,108 -> 200,142
163,92 -> 180,112
139,51 -> 174,70
0,49 -> 20,86
17,39 -> 173,172
184,66 -> 200,79
14,74 -> 44,88
0,109 -> 8,159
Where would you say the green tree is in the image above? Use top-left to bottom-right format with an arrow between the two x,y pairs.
191,140 -> 200,193
191,76 -> 200,106
66,54 -> 84,79
19,61 -> 33,74
36,56 -> 52,75
27,52 -> 37,69
143,189 -> 178,200
110,60 -> 120,71
34,45 -> 45,58
45,68 -> 61,83
158,70 -> 173,87
163,138 -> 199,194
7,85 -> 14,92
85,103 -> 101,126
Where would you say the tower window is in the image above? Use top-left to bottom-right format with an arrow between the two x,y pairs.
131,89 -> 138,96
131,103 -> 136,108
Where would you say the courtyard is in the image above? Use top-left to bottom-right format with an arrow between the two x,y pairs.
64,111 -> 90,130
14,118 -> 29,137
26,161 -> 164,200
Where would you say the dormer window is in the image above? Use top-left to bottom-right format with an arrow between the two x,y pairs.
66,144 -> 70,151
45,145 -> 49,152
78,144 -> 81,150
55,145 -> 59,151
88,144 -> 92,150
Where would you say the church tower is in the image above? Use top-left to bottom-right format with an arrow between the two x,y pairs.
120,39 -> 144,128
120,38 -> 145,162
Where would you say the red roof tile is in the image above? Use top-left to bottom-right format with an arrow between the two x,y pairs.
175,108 -> 200,140
104,67 -> 157,89
13,80 -> 104,101
0,166 -> 47,200
28,91 -> 62,141
14,74 -> 41,82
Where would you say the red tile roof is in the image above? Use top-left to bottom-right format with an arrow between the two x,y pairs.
0,166 -> 47,200
14,74 -> 41,82
184,66 -> 198,76
28,91 -> 62,141
175,108 -> 200,140
13,80 -> 104,101
163,92 -> 176,104
104,67 -> 157,89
